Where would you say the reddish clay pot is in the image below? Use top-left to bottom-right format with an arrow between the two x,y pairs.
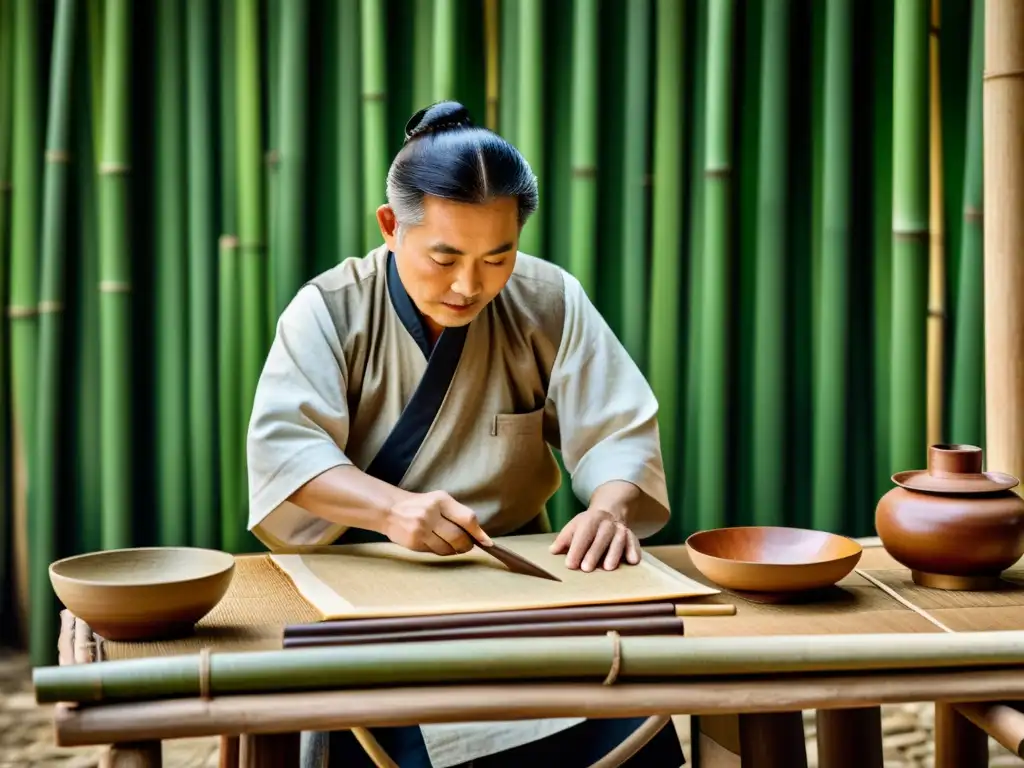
875,444 -> 1024,590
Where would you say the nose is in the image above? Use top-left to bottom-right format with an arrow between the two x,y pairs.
451,263 -> 482,299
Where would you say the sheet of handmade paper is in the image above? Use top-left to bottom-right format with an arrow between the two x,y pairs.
269,533 -> 719,619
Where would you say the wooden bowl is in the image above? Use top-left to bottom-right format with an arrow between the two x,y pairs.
49,547 -> 235,641
685,526 -> 863,594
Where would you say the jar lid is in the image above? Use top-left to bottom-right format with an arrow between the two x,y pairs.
892,444 -> 1020,494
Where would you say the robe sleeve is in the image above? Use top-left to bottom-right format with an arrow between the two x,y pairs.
545,271 -> 671,537
246,284 -> 354,548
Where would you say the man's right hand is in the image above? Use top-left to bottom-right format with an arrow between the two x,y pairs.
385,490 -> 493,556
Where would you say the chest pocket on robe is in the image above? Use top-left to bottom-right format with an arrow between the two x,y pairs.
480,407 -> 562,534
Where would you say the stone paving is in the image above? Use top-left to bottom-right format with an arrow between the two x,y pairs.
2,648 -> 1022,767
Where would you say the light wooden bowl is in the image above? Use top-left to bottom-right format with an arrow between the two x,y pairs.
685,526 -> 862,594
49,547 -> 235,641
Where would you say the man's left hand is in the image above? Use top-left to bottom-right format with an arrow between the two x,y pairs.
549,506 -> 641,572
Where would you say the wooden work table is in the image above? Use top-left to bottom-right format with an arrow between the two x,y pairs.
46,540 -> 1024,767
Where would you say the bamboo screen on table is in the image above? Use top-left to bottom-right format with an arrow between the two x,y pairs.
270,534 -> 718,620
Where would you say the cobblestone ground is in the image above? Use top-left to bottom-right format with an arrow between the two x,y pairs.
2,649 -> 1022,767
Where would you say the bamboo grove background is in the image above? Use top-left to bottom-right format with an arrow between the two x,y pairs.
0,0 -> 988,664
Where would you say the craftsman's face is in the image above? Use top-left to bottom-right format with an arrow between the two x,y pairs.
378,195 -> 519,335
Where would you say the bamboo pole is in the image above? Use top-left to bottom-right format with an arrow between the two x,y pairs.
484,0 -> 498,130
620,0 -> 652,368
266,0 -> 280,336
983,0 -> 1024,485
338,0 -> 362,261
273,0 -> 309,319
926,0 -> 945,448
433,0 -> 456,101
33,0 -> 77,667
697,0 -> 734,532
217,235 -> 242,554
890,0 -> 930,476
186,0 -> 218,549
360,0 -> 387,254
949,0 -> 984,447
155,0 -> 189,548
646,0 -> 685,517
34,630 -> 1024,705
9,0 -> 42,633
412,0 -> 433,112
516,0 -> 543,257
568,0 -> 598,298
751,0 -> 790,527
0,0 -> 14,631
498,0 -> 518,143
812,0 -> 852,533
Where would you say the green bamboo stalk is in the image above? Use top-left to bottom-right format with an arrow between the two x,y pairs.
620,0 -> 652,367
0,0 -> 15,627
218,235 -> 242,552
515,0 -> 543,257
498,0 -> 518,143
265,0 -> 280,338
237,0 -> 267,524
34,630 -> 1024,705
98,0 -> 133,551
360,0 -> 387,254
890,0 -> 930,474
433,0 -> 456,101
646,0 -> 685,517
273,0 -> 308,319
155,0 -> 189,548
186,0 -> 218,549
338,0 -> 362,261
812,0 -> 852,533
73,19 -> 102,555
9,1 -> 42,613
696,0 -> 734,532
412,0 -> 434,111
32,0 -> 77,666
220,0 -> 238,236
948,0 -> 984,446
568,0 -> 598,298
86,0 -> 104,167
751,0 -> 790,527
871,0 -> 893,500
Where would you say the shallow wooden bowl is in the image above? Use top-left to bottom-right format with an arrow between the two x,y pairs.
49,547 -> 235,641
685,526 -> 862,594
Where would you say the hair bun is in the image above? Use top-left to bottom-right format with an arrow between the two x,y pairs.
405,101 -> 473,142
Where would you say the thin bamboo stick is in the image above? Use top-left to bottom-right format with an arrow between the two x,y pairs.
0,0 -> 14,631
890,0 -> 930,475
218,236 -> 242,554
186,0 -> 218,550
926,0 -> 945,447
360,0 -> 387,254
32,0 -> 77,667
751,0 -> 790,527
483,0 -> 498,130
155,0 -> 190,548
34,630 -> 1024,705
983,0 -> 1024,487
697,0 -> 734,531
948,0 -> 984,447
812,0 -> 852,533
647,0 -> 686,517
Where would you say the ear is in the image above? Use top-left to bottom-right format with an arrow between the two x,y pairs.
377,205 -> 399,249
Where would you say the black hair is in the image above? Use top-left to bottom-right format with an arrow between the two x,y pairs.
385,101 -> 539,231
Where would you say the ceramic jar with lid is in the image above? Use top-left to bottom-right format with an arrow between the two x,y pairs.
875,444 -> 1024,590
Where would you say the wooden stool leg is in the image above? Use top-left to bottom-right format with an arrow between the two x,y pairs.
692,714 -> 741,767
220,736 -> 240,768
935,703 -> 989,768
815,707 -> 883,768
738,712 -> 808,768
240,733 -> 301,768
102,742 -> 162,767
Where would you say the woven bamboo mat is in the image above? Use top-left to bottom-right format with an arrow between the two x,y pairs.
76,546 -> 943,663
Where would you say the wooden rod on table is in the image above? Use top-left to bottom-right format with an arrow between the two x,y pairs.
955,701 -> 1024,757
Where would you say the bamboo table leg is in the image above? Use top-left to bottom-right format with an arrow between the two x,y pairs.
101,742 -> 162,767
220,735 -> 240,768
935,703 -> 989,768
693,713 -> 807,768
815,706 -> 883,768
240,732 -> 301,768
